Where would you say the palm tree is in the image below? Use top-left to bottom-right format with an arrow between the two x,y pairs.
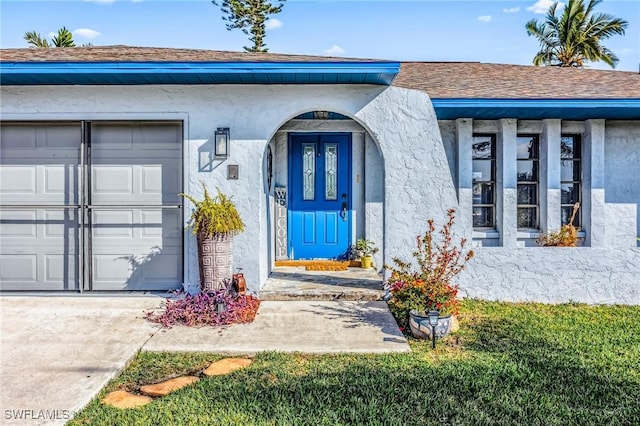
526,0 -> 628,68
24,27 -> 76,48
51,27 -> 75,47
24,31 -> 51,48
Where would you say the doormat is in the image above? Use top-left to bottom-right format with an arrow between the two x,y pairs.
274,260 -> 351,271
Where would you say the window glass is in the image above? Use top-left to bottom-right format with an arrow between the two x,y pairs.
302,143 -> 315,200
324,143 -> 337,200
517,135 -> 539,229
561,135 -> 581,226
472,135 -> 496,229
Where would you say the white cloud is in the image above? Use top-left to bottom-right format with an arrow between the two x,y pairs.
527,0 -> 563,14
503,6 -> 520,14
478,15 -> 492,23
323,45 -> 345,55
48,32 -> 56,39
73,28 -> 101,39
265,18 -> 282,30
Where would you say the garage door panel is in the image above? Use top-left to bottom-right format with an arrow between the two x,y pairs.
92,166 -> 133,197
0,125 -> 37,149
140,124 -> 182,147
140,209 -> 182,239
0,210 -> 37,237
92,210 -> 135,238
91,125 -> 134,150
0,166 -> 36,195
90,122 -> 182,291
44,254 -> 79,284
0,121 -> 181,292
0,255 -> 37,281
41,126 -> 82,149
43,210 -> 80,239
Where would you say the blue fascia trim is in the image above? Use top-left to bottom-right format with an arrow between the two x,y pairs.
0,61 -> 401,85
431,98 -> 640,120
431,98 -> 640,108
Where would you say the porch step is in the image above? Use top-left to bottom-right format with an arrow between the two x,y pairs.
260,266 -> 384,302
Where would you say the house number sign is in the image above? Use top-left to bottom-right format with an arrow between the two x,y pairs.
274,186 -> 288,260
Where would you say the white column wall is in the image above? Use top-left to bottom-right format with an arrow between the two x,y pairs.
541,119 -> 561,233
455,118 -> 474,243
364,133 -> 384,270
498,119 -> 518,247
583,119 -> 607,247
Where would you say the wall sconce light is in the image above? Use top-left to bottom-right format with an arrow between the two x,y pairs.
214,127 -> 230,157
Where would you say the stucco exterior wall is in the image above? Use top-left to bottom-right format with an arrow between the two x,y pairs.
2,85 -> 638,304
459,248 -> 640,305
2,84 -> 455,294
605,121 -> 640,246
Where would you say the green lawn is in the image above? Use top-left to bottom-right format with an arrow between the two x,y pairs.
70,300 -> 640,425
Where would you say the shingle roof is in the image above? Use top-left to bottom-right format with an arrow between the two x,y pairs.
394,62 -> 640,99
0,46 -> 381,63
2,46 -> 639,99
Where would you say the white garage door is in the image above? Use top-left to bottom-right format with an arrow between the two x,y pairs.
0,121 -> 183,291
0,123 -> 81,290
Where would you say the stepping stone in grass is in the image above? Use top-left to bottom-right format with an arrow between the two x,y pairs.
102,390 -> 153,409
204,358 -> 252,376
140,376 -> 200,397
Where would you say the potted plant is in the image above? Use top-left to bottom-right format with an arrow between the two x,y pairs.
385,209 -> 474,340
355,238 -> 379,269
537,202 -> 581,247
181,183 -> 244,291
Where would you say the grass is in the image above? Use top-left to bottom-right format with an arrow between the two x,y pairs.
70,300 -> 640,425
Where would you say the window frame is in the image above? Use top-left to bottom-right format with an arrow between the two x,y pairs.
471,133 -> 497,230
560,134 -> 582,227
516,134 -> 540,230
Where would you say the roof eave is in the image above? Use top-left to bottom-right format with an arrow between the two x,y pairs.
431,98 -> 640,120
0,61 -> 401,86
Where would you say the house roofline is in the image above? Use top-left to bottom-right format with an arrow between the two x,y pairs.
0,61 -> 401,86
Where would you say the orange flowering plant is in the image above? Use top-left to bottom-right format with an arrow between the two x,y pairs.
385,209 -> 474,329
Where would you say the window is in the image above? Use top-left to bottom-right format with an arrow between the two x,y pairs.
517,135 -> 539,229
472,135 -> 496,229
560,135 -> 581,226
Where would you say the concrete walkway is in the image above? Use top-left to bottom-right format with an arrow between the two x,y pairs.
0,295 -> 408,425
144,300 -> 409,354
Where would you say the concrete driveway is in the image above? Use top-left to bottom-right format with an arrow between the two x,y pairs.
0,295 -> 163,426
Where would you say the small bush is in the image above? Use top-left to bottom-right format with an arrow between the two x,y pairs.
385,209 -> 473,329
146,283 -> 259,328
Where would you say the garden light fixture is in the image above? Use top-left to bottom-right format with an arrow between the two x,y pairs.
214,127 -> 230,157
427,309 -> 440,349
216,300 -> 227,313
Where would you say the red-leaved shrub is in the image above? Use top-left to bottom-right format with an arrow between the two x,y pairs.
145,283 -> 259,328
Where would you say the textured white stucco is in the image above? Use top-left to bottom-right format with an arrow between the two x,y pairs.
459,248 -> 640,305
605,121 -> 640,246
2,85 -> 638,304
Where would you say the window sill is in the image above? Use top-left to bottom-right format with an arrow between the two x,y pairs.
517,230 -> 542,239
473,230 -> 500,239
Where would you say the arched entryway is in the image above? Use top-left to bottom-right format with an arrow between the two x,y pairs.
264,110 -> 385,274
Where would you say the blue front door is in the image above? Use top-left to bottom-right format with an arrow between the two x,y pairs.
289,133 -> 351,259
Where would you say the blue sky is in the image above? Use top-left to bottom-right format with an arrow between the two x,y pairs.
1,0 -> 638,71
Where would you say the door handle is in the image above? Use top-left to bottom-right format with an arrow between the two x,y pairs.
340,201 -> 347,221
